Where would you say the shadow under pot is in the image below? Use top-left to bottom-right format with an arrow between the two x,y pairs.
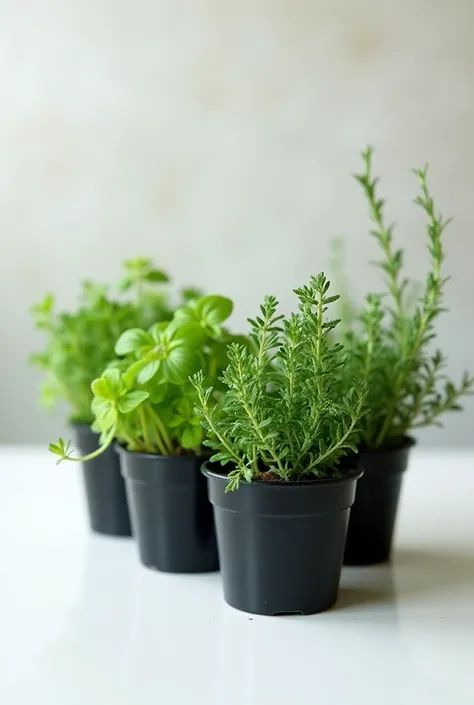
117,448 -> 219,574
344,436 -> 416,566
71,423 -> 132,537
204,463 -> 363,616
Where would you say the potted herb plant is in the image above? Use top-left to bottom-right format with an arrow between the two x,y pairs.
338,148 -> 473,565
50,294 -> 240,573
30,258 -> 174,537
191,274 -> 368,616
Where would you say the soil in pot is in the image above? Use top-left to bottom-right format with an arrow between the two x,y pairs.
344,436 -> 415,566
117,449 -> 219,573
71,424 -> 132,537
204,463 -> 363,616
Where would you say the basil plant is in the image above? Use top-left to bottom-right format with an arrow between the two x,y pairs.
50,294 -> 245,461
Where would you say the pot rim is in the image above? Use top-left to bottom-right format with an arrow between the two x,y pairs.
114,443 -> 211,463
202,461 -> 363,487
358,434 -> 417,455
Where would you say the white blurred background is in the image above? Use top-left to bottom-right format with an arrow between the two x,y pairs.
0,0 -> 473,445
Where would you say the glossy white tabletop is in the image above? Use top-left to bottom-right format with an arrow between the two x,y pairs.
0,446 -> 473,705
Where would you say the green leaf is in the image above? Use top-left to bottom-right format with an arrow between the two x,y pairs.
162,346 -> 200,385
180,424 -> 203,449
49,438 -> 70,456
145,269 -> 170,283
118,390 -> 150,414
148,382 -> 169,404
103,368 -> 122,387
168,415 -> 184,428
100,405 -> 118,429
90,418 -> 101,434
91,397 -> 118,430
137,359 -> 161,384
91,377 -> 113,400
40,382 -> 56,410
176,396 -> 193,417
31,293 -> 54,317
171,322 -> 207,346
148,321 -> 169,344
91,396 -> 109,418
118,276 -> 133,291
123,257 -> 150,272
181,287 -> 203,302
91,368 -> 123,400
173,305 -> 197,326
195,295 -> 233,326
49,437 -> 73,463
115,328 -> 151,356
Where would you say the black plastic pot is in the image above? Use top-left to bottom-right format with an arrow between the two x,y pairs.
71,424 -> 132,537
344,436 -> 415,566
204,464 -> 363,616
117,448 -> 219,573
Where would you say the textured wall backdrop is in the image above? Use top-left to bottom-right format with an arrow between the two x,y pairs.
0,0 -> 473,444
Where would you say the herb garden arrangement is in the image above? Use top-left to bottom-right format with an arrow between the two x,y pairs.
28,147 -> 472,615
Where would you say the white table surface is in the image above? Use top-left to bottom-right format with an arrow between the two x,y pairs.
1,447 -> 473,705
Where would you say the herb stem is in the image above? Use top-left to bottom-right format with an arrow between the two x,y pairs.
138,406 -> 152,451
147,406 -> 174,454
305,400 -> 363,473
235,356 -> 285,474
64,425 -> 116,462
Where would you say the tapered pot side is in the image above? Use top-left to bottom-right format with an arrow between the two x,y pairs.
117,448 -> 219,574
344,436 -> 416,566
71,424 -> 132,537
204,463 -> 363,616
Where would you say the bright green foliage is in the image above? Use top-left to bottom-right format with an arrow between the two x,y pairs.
118,257 -> 173,328
31,258 -> 179,424
337,148 -> 473,449
49,295 -> 243,463
192,274 -> 368,491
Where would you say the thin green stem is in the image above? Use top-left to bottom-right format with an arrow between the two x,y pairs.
357,148 -> 405,331
375,255 -> 441,446
315,295 -> 324,395
60,425 -> 116,463
138,406 -> 152,451
150,424 -> 168,455
195,387 -> 244,467
372,166 -> 447,447
120,428 -> 137,451
147,406 -> 173,454
207,355 -> 217,384
240,390 -> 284,473
305,404 -> 362,473
252,446 -> 259,474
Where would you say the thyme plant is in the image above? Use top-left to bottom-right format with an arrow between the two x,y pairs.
338,148 -> 473,449
49,295 -> 244,461
192,274 -> 368,491
31,258 -> 180,425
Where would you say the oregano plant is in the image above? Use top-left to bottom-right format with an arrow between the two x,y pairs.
337,147 -> 473,449
30,258 -> 180,425
49,295 -> 246,462
192,273 -> 368,491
